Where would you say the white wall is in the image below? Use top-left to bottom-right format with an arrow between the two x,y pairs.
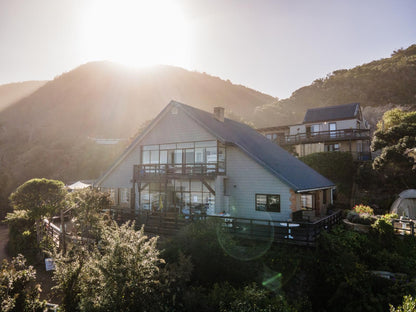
141,107 -> 215,145
290,118 -> 362,135
225,146 -> 293,221
97,105 -> 216,189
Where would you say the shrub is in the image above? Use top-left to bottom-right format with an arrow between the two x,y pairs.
372,213 -> 398,235
0,254 -> 46,312
346,210 -> 375,225
390,295 -> 416,312
353,204 -> 374,215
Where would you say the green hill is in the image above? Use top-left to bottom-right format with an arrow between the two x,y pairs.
253,44 -> 416,127
0,62 -> 275,201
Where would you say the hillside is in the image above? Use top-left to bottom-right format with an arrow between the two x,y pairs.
0,62 -> 275,199
0,81 -> 46,111
1,45 -> 415,212
253,44 -> 416,127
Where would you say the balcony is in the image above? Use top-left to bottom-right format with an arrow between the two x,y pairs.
278,128 -> 371,145
133,163 -> 224,182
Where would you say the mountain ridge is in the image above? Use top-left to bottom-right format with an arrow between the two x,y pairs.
0,45 -> 415,213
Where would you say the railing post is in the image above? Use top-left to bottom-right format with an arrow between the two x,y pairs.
411,221 -> 415,236
250,219 -> 253,236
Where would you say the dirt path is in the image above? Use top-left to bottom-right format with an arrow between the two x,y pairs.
0,224 -> 10,261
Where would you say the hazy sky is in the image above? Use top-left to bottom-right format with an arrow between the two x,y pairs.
0,0 -> 415,99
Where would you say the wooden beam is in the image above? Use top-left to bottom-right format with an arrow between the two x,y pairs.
200,178 -> 215,196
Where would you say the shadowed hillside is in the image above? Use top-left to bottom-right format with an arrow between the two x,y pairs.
0,62 -> 275,200
253,44 -> 416,127
0,81 -> 46,111
1,45 -> 415,214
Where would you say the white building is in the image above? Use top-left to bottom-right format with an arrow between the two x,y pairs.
95,101 -> 335,222
258,103 -> 371,160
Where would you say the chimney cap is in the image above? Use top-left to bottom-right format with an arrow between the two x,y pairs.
213,107 -> 225,122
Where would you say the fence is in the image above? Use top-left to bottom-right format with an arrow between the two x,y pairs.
210,210 -> 342,246
132,209 -> 342,246
392,219 -> 416,236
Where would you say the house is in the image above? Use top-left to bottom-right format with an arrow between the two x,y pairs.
258,103 -> 371,160
94,101 -> 335,224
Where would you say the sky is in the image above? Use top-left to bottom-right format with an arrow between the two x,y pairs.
0,0 -> 415,99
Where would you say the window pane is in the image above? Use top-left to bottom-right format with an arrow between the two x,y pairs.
160,150 -> 167,164
301,194 -> 313,209
160,144 -> 176,150
177,142 -> 194,149
142,151 -> 150,164
150,150 -> 159,164
256,194 -> 267,211
143,145 -> 159,151
206,147 -> 217,163
218,147 -> 225,162
195,140 -> 216,148
120,188 -> 130,203
191,180 -> 202,192
195,148 -> 205,163
268,195 -> 280,212
185,149 -> 194,164
174,150 -> 182,164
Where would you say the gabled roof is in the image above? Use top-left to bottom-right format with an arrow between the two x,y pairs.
303,102 -> 360,124
96,100 -> 335,192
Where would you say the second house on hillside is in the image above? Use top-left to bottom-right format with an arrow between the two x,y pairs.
258,102 -> 371,160
95,101 -> 335,223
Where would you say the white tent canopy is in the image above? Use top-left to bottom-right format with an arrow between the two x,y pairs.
67,181 -> 91,190
390,189 -> 416,219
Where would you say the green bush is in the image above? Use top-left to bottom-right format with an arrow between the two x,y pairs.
0,254 -> 46,312
353,204 -> 374,215
300,152 -> 355,201
390,295 -> 416,312
162,219 -> 261,286
5,210 -> 37,260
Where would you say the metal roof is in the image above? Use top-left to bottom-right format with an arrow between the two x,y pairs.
177,101 -> 335,192
303,102 -> 360,124
96,100 -> 335,192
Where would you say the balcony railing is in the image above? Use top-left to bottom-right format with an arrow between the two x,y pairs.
278,129 -> 371,145
134,163 -> 223,181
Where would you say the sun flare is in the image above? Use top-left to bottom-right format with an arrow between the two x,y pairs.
81,0 -> 190,68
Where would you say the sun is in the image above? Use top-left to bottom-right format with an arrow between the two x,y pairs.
80,0 -> 190,68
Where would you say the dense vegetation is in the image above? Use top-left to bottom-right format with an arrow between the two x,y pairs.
4,178 -> 416,311
372,109 -> 416,191
300,152 -> 354,205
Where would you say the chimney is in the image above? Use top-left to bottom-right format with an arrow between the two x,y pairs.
213,107 -> 225,122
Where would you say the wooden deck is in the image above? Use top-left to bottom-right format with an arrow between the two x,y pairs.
113,209 -> 343,247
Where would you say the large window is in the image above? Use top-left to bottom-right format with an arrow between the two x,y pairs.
140,178 -> 215,215
141,140 -> 225,173
255,194 -> 280,212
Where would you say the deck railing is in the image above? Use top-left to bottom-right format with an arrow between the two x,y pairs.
134,163 -> 223,180
392,219 -> 416,236
278,129 -> 371,145
128,209 -> 343,246
209,210 -> 342,246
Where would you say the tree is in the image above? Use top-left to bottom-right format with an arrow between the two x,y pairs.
9,178 -> 67,246
371,109 -> 416,190
69,188 -> 111,241
0,254 -> 46,312
390,296 -> 416,312
53,221 -> 191,312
